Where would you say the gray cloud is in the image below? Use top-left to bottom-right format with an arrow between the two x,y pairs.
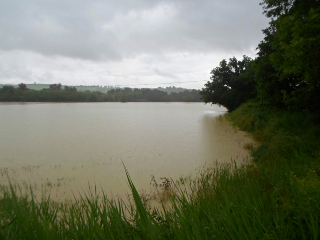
153,67 -> 179,79
0,0 -> 269,89
0,0 -> 268,61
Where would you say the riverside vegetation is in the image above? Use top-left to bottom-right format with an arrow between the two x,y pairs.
0,102 -> 319,239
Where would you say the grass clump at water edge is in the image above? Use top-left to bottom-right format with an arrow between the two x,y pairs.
1,101 -> 320,239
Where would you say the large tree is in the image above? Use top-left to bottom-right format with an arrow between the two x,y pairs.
200,56 -> 256,111
256,0 -> 320,110
18,83 -> 28,91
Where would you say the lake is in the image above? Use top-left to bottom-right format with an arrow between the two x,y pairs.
0,102 -> 251,201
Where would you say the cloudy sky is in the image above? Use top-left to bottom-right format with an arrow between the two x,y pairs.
0,0 -> 269,89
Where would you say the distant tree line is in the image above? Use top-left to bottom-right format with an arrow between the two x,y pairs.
0,84 -> 201,102
200,0 -> 320,113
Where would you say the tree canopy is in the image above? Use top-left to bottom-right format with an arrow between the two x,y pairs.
256,0 -> 320,110
200,56 -> 256,111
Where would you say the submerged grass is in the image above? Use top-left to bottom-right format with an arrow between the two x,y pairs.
1,101 -> 320,239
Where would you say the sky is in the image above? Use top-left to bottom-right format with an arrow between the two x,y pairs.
0,0 -> 269,89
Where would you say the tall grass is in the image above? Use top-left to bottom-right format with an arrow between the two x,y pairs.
0,101 -> 319,239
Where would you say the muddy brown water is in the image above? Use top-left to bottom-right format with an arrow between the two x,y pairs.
0,102 -> 252,201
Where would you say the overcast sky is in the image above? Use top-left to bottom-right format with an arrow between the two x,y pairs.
0,0 -> 269,89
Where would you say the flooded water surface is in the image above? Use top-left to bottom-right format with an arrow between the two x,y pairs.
0,102 -> 251,200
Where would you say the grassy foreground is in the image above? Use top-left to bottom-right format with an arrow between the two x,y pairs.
1,102 -> 320,239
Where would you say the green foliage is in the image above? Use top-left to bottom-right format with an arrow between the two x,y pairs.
229,101 -> 320,166
256,0 -> 320,111
260,0 -> 294,18
18,83 -> 28,91
0,85 -> 18,101
49,83 -> 62,91
200,56 -> 256,111
63,86 -> 77,92
0,84 -> 201,102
